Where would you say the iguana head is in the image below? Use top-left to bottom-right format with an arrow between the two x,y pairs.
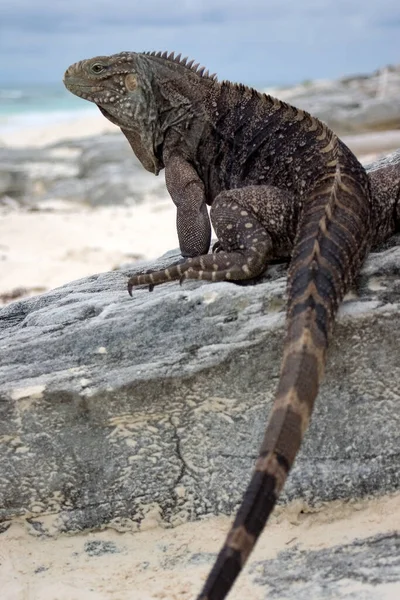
64,51 -> 218,176
63,52 -> 164,174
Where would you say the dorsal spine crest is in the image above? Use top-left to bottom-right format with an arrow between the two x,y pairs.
143,50 -> 218,81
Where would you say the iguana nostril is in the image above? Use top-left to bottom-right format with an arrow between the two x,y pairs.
64,65 -> 75,79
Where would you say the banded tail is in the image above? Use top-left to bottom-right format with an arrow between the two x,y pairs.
197,138 -> 372,600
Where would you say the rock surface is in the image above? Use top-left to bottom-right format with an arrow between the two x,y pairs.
0,136 -> 167,207
0,151 -> 399,536
250,532 -> 400,599
267,63 -> 400,134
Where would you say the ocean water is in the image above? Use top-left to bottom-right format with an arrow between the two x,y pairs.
0,83 -> 97,132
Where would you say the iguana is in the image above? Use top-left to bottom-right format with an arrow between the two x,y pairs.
63,51 -> 400,599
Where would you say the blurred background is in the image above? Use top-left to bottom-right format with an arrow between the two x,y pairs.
0,0 -> 399,303
2,1 -> 399,85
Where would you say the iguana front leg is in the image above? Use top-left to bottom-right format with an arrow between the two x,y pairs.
165,155 -> 211,257
127,186 -> 295,293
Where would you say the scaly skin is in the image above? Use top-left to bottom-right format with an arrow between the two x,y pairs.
64,52 -> 400,600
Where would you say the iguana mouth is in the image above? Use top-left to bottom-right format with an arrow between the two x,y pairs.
63,74 -> 120,101
63,75 -> 102,95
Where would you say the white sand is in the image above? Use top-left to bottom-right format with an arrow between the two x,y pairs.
1,493 -> 399,600
0,201 -> 177,297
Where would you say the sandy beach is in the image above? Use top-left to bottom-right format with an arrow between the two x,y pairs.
1,493 -> 399,600
0,201 -> 178,297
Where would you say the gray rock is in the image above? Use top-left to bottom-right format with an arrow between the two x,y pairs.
0,165 -> 30,200
364,147 -> 400,173
0,146 -> 79,204
77,136 -> 140,178
268,64 -> 400,134
0,150 -> 399,535
251,533 -> 400,599
42,177 -> 89,202
69,135 -> 166,206
84,163 -> 166,206
0,133 -> 167,206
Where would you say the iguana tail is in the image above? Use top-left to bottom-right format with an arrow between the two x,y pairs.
197,136 -> 372,600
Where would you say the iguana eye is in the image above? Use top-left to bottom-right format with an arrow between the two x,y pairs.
91,63 -> 105,74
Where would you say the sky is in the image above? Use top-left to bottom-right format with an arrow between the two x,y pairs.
1,0 -> 399,87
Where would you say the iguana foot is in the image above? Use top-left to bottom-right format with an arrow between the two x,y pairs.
128,193 -> 273,294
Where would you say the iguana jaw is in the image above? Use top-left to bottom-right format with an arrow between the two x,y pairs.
62,75 -> 103,101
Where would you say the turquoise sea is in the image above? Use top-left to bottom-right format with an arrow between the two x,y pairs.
0,83 -> 97,132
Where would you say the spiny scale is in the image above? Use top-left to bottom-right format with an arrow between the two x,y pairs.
144,50 -> 218,80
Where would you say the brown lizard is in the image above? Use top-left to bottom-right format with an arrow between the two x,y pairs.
63,51 -> 400,599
